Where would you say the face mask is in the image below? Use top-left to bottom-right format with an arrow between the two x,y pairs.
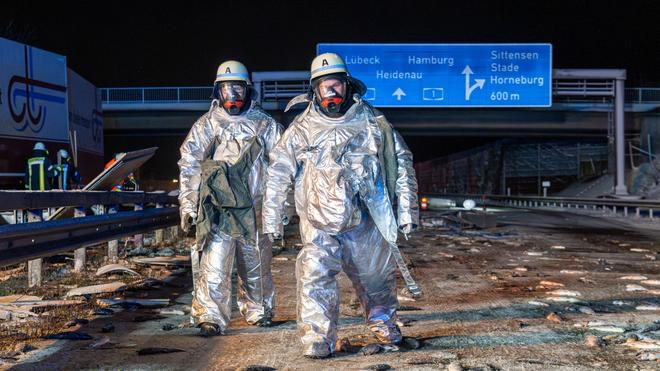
315,77 -> 346,114
219,82 -> 247,115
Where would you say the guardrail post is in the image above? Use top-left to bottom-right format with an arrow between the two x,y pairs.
624,207 -> 628,217
73,207 -> 86,272
651,209 -> 654,221
636,207 -> 641,218
25,209 -> 43,287
613,206 -> 617,215
167,199 -> 179,242
106,205 -> 119,262
134,203 -> 144,248
155,202 -> 164,244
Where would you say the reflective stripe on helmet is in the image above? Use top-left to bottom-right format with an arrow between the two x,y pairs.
216,72 -> 249,79
311,63 -> 346,76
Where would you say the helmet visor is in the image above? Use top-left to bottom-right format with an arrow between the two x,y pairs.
315,77 -> 346,100
220,81 -> 247,102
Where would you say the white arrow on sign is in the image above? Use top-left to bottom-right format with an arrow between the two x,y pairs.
462,65 -> 485,101
392,87 -> 406,101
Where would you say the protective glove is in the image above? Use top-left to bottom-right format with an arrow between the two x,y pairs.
399,223 -> 416,240
181,211 -> 197,233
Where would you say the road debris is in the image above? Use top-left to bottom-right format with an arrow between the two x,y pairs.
399,337 -> 422,350
92,308 -> 114,316
546,296 -> 581,303
585,335 -> 603,348
101,323 -> 115,333
65,318 -> 89,327
637,352 -> 659,361
546,312 -> 562,323
240,366 -> 277,371
97,298 -> 170,308
89,336 -> 111,349
156,248 -> 175,257
65,282 -> 128,297
623,340 -> 660,350
137,347 -> 185,355
626,284 -> 647,292
360,344 -> 382,356
578,306 -> 596,315
158,308 -> 185,316
96,264 -> 140,277
547,289 -> 581,297
0,295 -> 42,304
588,322 -> 626,333
132,256 -> 191,267
560,270 -> 588,275
619,275 -> 648,281
43,331 -> 93,340
538,280 -> 564,288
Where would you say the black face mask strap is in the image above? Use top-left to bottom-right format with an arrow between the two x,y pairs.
340,82 -> 355,113
211,82 -> 221,100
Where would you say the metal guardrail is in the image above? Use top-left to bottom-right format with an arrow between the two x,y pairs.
425,193 -> 660,219
0,190 -> 177,212
101,86 -> 213,104
553,80 -> 615,96
260,80 -> 310,100
0,191 -> 181,285
1,208 -> 178,267
625,88 -> 660,103
100,86 -> 660,106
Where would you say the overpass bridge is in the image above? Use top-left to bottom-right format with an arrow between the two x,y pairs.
101,69 -> 660,138
100,70 -> 660,194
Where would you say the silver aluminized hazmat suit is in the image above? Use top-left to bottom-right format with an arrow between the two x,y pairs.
262,95 -> 419,357
179,99 -> 282,330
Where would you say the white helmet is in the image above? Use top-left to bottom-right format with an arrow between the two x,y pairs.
33,142 -> 46,151
214,60 -> 251,85
309,53 -> 367,116
310,53 -> 349,81
58,149 -> 69,159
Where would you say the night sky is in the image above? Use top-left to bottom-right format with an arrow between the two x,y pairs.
1,0 -> 659,87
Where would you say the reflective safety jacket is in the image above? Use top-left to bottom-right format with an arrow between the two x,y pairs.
25,149 -> 57,190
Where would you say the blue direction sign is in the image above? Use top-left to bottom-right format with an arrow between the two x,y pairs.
316,43 -> 552,107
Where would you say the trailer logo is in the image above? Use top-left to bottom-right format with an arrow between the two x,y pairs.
8,45 -> 67,133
